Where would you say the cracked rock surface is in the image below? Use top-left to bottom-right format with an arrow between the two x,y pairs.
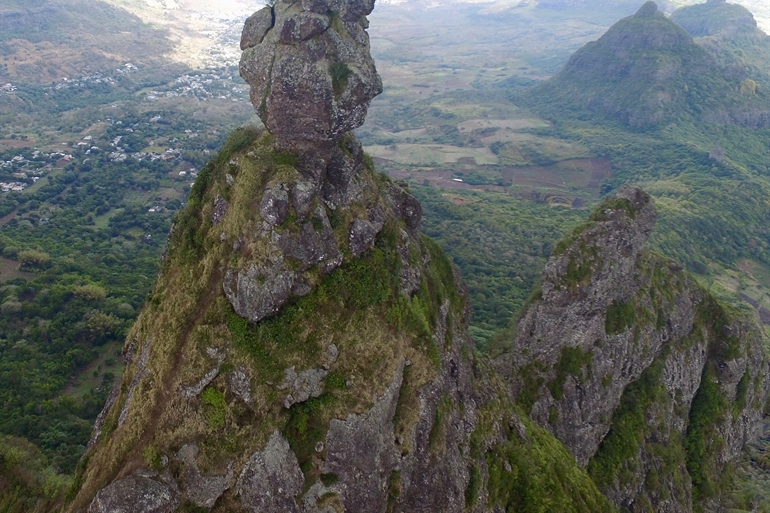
240,0 -> 381,151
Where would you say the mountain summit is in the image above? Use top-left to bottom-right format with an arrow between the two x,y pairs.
529,0 -> 770,128
672,0 -> 770,90
65,1 -> 592,511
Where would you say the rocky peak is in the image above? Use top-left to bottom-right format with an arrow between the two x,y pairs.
539,186 -> 654,309
496,186 -> 770,510
225,0 -> 394,324
635,0 -> 658,18
239,0 -> 382,158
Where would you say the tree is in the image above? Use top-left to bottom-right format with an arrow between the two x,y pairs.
17,250 -> 51,271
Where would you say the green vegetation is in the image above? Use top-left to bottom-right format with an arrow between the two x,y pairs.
562,241 -> 596,290
320,472 -> 339,487
473,398 -> 616,513
414,187 -> 585,347
285,394 -> 335,472
588,361 -> 665,488
517,363 -> 545,415
330,62 -> 352,97
548,346 -> 593,401
685,367 -> 729,508
605,300 -> 635,335
590,197 -> 636,222
428,396 -> 453,451
0,434 -> 70,513
386,470 -> 401,511
465,464 -> 481,508
0,112 -> 240,476
201,387 -> 227,429
142,445 -> 162,471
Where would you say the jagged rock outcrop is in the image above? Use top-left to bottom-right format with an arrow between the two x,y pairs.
496,187 -> 770,511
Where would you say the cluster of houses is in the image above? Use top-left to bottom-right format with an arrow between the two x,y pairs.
0,182 -> 26,193
50,72 -> 119,92
0,151 -> 76,194
106,148 -> 183,164
144,71 -> 248,103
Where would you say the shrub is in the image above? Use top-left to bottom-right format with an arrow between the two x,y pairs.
18,250 -> 51,270
330,62 -> 351,96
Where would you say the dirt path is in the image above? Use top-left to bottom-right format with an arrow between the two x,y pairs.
0,209 -> 18,228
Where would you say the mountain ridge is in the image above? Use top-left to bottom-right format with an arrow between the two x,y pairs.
527,0 -> 770,129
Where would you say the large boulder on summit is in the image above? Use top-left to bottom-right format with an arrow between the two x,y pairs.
239,0 -> 382,151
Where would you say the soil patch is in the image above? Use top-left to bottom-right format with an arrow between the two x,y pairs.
0,209 -> 18,227
0,257 -> 34,283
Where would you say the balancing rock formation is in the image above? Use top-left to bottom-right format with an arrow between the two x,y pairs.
240,0 -> 382,154
64,1 -> 769,512
226,0 -> 388,324
66,0 -> 498,511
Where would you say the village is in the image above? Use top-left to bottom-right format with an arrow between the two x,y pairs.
0,150 -> 73,193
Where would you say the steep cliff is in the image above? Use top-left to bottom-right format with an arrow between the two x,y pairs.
496,188 -> 770,512
64,1 -> 614,512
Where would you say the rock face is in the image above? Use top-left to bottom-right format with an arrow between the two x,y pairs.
88,475 -> 178,513
496,187 -> 770,511
240,0 -> 382,153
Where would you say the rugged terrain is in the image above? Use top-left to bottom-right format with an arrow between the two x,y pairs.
497,188 -> 770,511
58,1 -> 770,513
64,1 -> 612,511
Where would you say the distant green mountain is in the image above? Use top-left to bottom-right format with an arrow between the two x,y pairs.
672,0 -> 770,89
672,0 -> 759,37
0,0 -> 176,83
520,0 -> 770,299
530,0 -> 770,128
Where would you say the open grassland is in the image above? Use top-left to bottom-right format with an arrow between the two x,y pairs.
366,143 -> 499,166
